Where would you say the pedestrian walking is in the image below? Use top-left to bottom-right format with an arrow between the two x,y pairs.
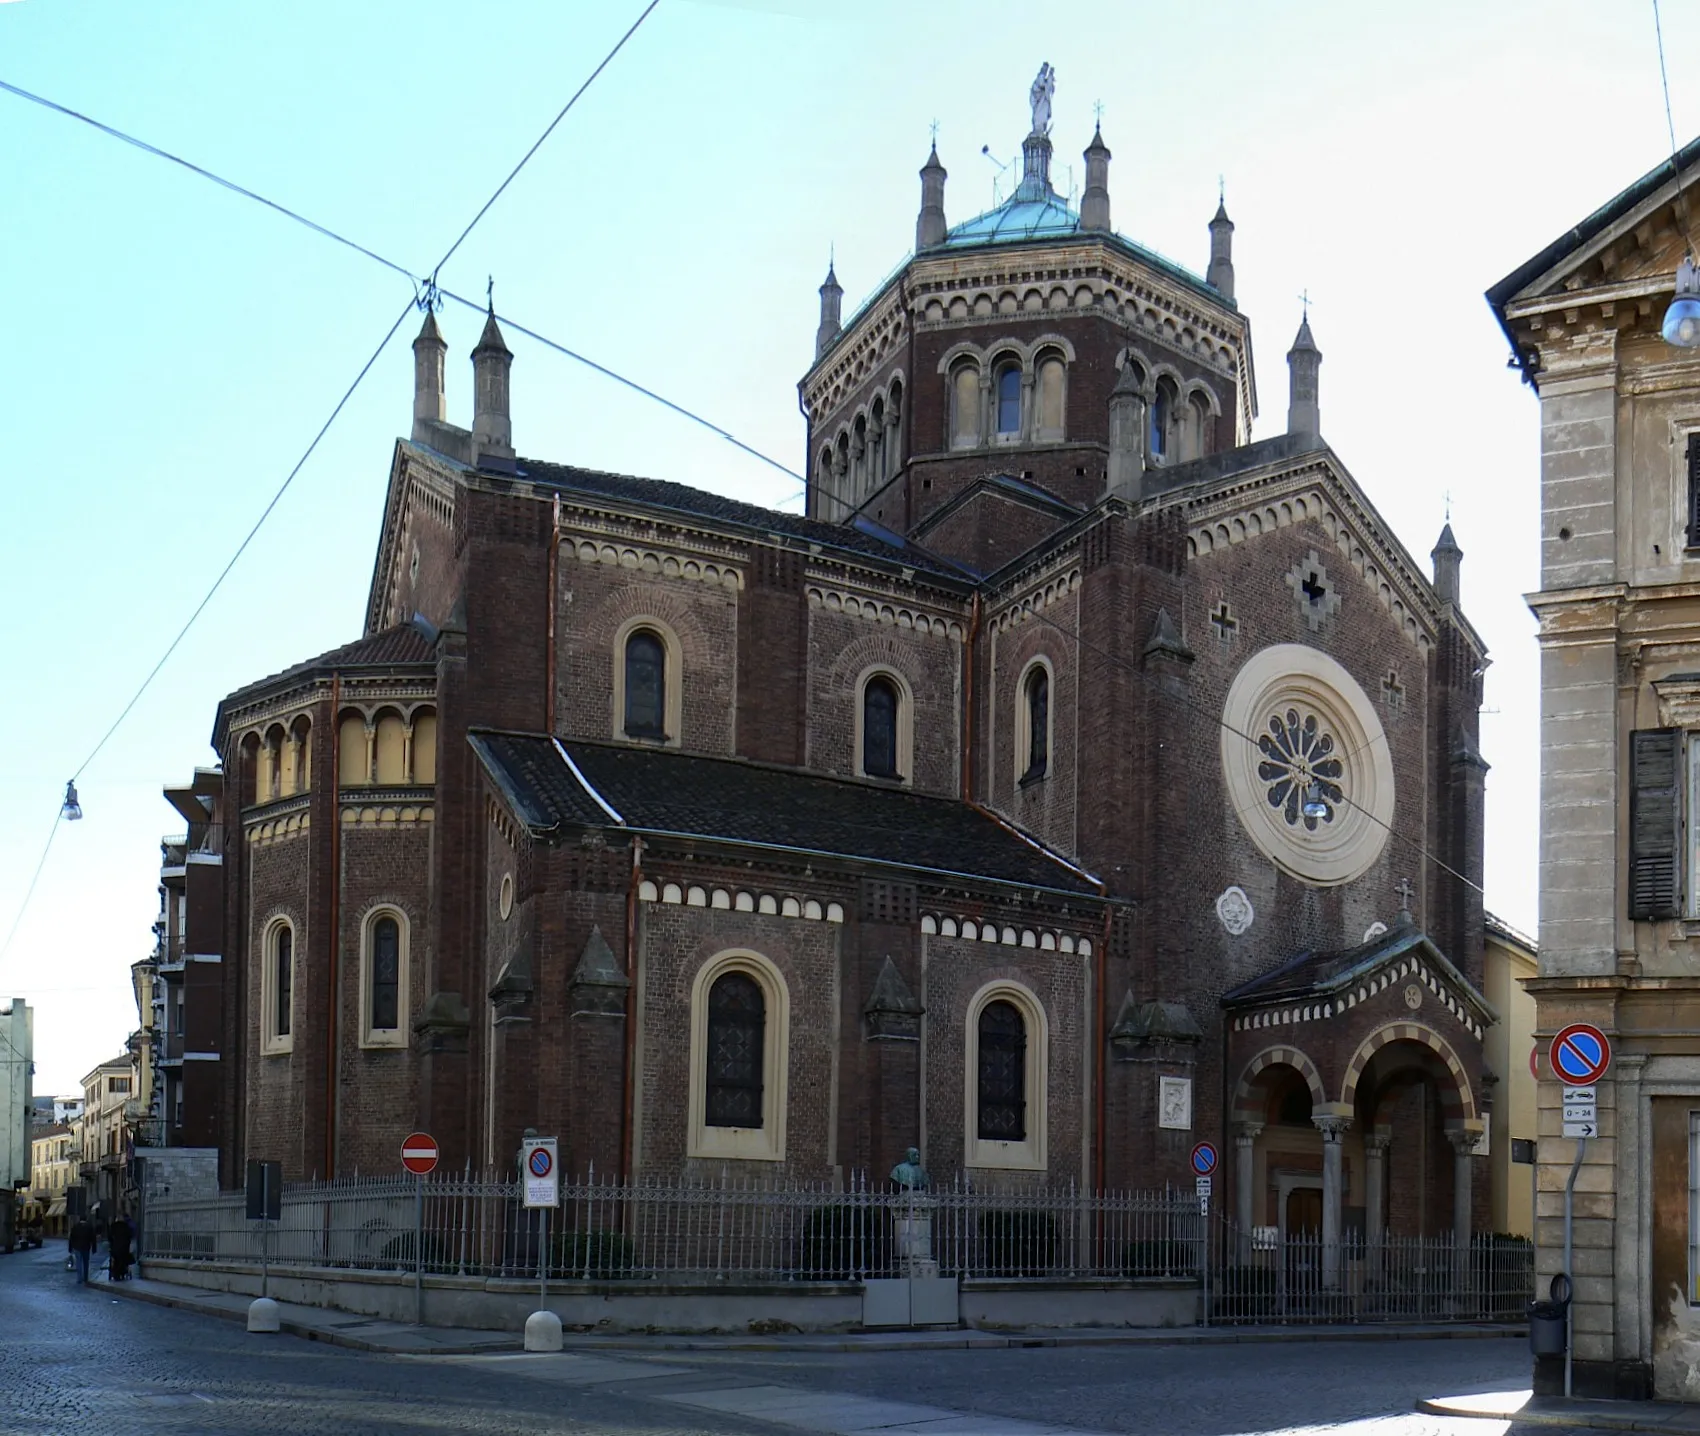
67,1217 -> 94,1285
108,1212 -> 134,1282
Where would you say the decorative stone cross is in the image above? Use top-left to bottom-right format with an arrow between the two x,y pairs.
1396,877 -> 1415,913
1300,570 -> 1328,608
1382,670 -> 1404,709
1210,602 -> 1237,641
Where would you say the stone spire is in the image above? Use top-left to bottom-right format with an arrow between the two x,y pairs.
1286,312 -> 1321,436
815,258 -> 843,358
916,144 -> 948,250
411,308 -> 446,442
471,298 -> 514,468
1104,359 -> 1147,502
1431,522 -> 1463,605
1080,123 -> 1111,232
1207,195 -> 1235,302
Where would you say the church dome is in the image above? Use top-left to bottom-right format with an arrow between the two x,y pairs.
942,187 -> 1080,248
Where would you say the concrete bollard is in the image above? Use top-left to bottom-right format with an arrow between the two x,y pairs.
247,1297 -> 281,1334
523,1309 -> 562,1352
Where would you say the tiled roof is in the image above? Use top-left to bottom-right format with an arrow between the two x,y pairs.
468,732 -> 1102,896
221,620 -> 436,707
515,458 -> 971,580
1221,917 -> 1494,1023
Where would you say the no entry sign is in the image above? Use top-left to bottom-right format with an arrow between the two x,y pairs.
400,1132 -> 439,1175
1190,1141 -> 1218,1177
1549,1024 -> 1611,1087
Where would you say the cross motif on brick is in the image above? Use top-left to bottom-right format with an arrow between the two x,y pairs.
1396,877 -> 1415,913
1284,551 -> 1340,632
1383,670 -> 1404,710
1300,569 -> 1327,607
1210,602 -> 1237,641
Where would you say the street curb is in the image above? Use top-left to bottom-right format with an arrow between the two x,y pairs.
560,1325 -> 1526,1354
1415,1397 -> 1698,1432
103,1280 -> 521,1357
104,1278 -> 1525,1358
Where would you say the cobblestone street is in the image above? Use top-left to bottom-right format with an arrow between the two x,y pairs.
0,1242 -> 1625,1435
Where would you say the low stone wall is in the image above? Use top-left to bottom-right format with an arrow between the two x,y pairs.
141,1258 -> 865,1334
140,1258 -> 1201,1334
961,1278 -> 1198,1329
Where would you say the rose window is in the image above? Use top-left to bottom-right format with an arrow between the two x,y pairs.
1257,708 -> 1344,830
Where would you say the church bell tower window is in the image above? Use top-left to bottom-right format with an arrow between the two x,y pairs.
996,365 -> 1022,436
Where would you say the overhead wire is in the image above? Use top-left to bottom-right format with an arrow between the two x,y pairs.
0,2 -> 660,969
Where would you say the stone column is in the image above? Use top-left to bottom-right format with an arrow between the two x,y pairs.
1235,1122 -> 1263,1264
1449,1127 -> 1477,1286
1314,1112 -> 1352,1288
1363,1132 -> 1391,1279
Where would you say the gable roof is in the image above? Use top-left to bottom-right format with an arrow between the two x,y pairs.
514,455 -> 970,581
1221,917 -> 1496,1028
467,731 -> 1103,898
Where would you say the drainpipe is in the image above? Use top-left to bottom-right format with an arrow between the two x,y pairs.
620,835 -> 644,1181
325,675 -> 341,1179
546,495 -> 560,734
962,594 -> 982,800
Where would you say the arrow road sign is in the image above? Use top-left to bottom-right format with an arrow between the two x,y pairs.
1550,1024 -> 1611,1086
1190,1142 -> 1218,1177
1563,1120 -> 1598,1139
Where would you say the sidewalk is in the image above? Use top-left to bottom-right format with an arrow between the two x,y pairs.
104,1273 -> 1524,1356
1420,1391 -> 1700,1432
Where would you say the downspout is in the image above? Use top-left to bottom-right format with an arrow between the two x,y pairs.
620,834 -> 644,1181
962,593 -> 982,800
325,675 -> 341,1179
545,495 -> 560,734
1097,904 -> 1110,1193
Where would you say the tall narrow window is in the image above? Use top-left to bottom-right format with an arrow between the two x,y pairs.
705,972 -> 765,1128
1150,381 -> 1173,460
951,364 -> 981,448
977,1000 -> 1027,1140
371,916 -> 400,1032
274,926 -> 293,1039
996,366 -> 1022,435
624,630 -> 667,740
1023,667 -> 1049,781
863,677 -> 899,779
1687,433 -> 1700,548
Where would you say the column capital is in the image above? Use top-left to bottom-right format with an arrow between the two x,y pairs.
1445,1127 -> 1479,1156
1234,1121 -> 1264,1145
1363,1131 -> 1392,1154
1314,1115 -> 1351,1141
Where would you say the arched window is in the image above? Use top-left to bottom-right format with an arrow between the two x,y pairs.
371,916 -> 400,1032
1187,392 -> 1213,461
862,676 -> 900,779
995,364 -> 1022,435
624,629 -> 667,740
950,363 -> 981,449
1022,666 -> 1049,782
1150,379 -> 1175,460
1035,354 -> 1066,440
262,920 -> 294,1055
705,972 -> 765,1128
977,1001 -> 1026,1140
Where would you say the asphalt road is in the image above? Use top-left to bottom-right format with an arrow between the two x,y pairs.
0,1239 -> 1624,1436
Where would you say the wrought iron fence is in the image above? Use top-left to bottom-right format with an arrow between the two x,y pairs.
140,1168 -> 1202,1284
1204,1218 -> 1534,1325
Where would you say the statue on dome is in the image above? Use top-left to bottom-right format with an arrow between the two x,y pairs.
1029,62 -> 1055,137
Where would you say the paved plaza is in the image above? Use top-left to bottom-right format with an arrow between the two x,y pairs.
0,1242 -> 1624,1435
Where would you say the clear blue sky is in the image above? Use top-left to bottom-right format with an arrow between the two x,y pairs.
3,0 -> 1692,1093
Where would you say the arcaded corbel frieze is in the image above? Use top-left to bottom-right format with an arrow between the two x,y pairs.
805,584 -> 965,640
990,568 -> 1082,633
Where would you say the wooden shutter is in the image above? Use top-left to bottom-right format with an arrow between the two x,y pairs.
1629,728 -> 1683,919
1688,435 -> 1700,548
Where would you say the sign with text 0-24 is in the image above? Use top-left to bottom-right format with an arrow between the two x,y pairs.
522,1136 -> 559,1209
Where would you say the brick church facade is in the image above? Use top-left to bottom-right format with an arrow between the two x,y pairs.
211,78 -> 1494,1250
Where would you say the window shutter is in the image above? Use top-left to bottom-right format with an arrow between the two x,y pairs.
1629,728 -> 1683,920
1687,434 -> 1700,548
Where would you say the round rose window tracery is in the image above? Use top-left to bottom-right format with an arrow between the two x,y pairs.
1258,708 -> 1344,830
1220,644 -> 1394,886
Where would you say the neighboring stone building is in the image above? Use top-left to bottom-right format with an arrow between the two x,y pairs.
75,1054 -> 133,1220
210,75 -> 1493,1258
1483,912 -> 1538,1238
0,998 -> 31,1198
1489,135 -> 1700,1400
30,1123 -> 73,1235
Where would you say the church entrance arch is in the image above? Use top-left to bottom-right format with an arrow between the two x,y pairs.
1229,1045 -> 1329,1239
1340,1023 -> 1480,1255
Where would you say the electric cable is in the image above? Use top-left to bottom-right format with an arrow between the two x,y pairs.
0,3 -> 659,970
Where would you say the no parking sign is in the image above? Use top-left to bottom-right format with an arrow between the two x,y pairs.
523,1136 -> 559,1208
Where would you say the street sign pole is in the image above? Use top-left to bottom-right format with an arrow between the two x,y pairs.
1547,1023 -> 1610,1399
414,1172 -> 424,1327
1564,1136 -> 1584,1399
